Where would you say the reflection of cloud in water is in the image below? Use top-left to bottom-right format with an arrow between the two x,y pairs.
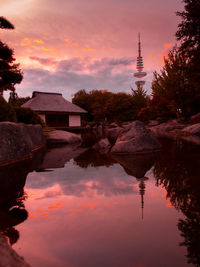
26,160 -> 139,198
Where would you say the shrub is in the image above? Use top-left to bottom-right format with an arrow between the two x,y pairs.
0,95 -> 17,122
14,107 -> 45,127
138,97 -> 176,122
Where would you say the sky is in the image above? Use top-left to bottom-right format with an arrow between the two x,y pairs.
1,0 -> 184,100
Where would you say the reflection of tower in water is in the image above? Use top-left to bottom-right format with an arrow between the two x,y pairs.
137,177 -> 148,220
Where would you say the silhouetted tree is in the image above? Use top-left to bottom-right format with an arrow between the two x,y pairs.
0,41 -> 23,96
176,0 -> 200,54
0,17 -> 14,30
131,85 -> 149,117
72,89 -> 147,123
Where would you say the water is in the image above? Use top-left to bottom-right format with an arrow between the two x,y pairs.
0,139 -> 199,267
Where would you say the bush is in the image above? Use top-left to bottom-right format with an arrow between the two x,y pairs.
14,107 -> 45,127
0,95 -> 17,122
138,97 -> 176,122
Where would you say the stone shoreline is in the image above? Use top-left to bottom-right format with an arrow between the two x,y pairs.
0,122 -> 46,167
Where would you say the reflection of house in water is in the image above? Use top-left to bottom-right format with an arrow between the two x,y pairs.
22,91 -> 87,129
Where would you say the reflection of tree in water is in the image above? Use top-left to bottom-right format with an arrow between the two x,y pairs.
153,139 -> 200,266
74,149 -> 116,168
0,150 -> 44,245
0,190 -> 28,245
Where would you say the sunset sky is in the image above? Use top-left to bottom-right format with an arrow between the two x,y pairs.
1,0 -> 184,100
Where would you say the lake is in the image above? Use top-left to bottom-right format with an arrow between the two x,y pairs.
0,139 -> 199,267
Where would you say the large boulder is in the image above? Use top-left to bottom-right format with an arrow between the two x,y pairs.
111,121 -> 161,154
46,130 -> 81,145
0,122 -> 45,164
148,119 -> 185,139
181,123 -> 200,136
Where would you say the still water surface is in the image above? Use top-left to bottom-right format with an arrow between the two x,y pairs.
0,139 -> 199,267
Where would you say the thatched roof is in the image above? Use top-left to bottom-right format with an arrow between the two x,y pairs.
22,91 -> 87,113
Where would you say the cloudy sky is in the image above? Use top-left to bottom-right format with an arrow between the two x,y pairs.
1,0 -> 184,100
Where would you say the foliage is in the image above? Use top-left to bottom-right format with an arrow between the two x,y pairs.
151,47 -> 200,118
72,89 -> 149,123
0,95 -> 17,122
0,17 -> 14,29
0,41 -> 23,95
9,96 -> 31,107
14,107 -> 45,127
106,92 -> 136,122
151,1 -> 200,119
138,97 -> 176,121
131,85 -> 150,115
176,0 -> 200,54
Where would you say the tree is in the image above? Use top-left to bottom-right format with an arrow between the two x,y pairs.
72,89 -> 138,123
151,1 -> 200,119
176,0 -> 200,54
0,41 -> 23,96
131,85 -> 149,117
152,46 -> 200,117
9,95 -> 30,107
0,17 -> 14,30
106,92 -> 136,122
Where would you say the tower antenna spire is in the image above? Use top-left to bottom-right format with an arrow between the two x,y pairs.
134,33 -> 147,89
138,32 -> 141,57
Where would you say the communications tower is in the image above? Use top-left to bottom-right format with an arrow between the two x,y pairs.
134,33 -> 147,89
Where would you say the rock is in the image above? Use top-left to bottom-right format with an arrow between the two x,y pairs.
0,122 -> 45,165
189,113 -> 200,124
0,234 -> 30,267
109,122 -> 119,128
105,126 -> 124,145
148,119 -> 185,139
46,130 -> 81,145
111,121 -> 161,154
92,138 -> 111,154
181,123 -> 200,136
147,120 -> 160,127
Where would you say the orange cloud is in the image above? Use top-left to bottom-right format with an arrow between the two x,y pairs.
20,37 -> 57,54
157,43 -> 172,65
21,37 -> 38,49
74,45 -> 95,53
34,39 -> 44,44
42,47 -> 57,54
166,202 -> 173,208
65,38 -> 79,47
164,43 -> 172,49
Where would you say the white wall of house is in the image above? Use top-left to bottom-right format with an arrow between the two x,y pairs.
39,114 -> 46,123
69,115 -> 81,126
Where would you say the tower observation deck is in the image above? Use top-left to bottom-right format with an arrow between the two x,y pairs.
134,33 -> 147,88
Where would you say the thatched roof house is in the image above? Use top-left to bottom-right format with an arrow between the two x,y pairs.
22,91 -> 87,128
